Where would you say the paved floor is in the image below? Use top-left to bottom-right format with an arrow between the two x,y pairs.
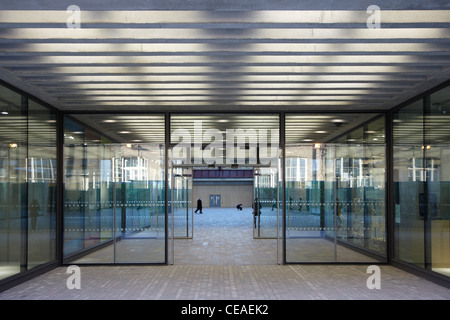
0,264 -> 449,300
0,208 -> 449,300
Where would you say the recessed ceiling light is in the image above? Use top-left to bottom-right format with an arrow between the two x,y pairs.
331,119 -> 345,123
315,131 -> 328,134
118,131 -> 131,134
103,119 -> 117,123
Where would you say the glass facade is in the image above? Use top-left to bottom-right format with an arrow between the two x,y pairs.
0,84 -> 57,282
1,80 -> 449,289
394,83 -> 450,278
285,115 -> 386,263
63,115 -> 166,264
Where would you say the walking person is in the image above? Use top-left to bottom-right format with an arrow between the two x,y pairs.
195,198 -> 203,214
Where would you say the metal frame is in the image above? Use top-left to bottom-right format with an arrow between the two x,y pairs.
252,169 -> 279,240
171,164 -> 194,240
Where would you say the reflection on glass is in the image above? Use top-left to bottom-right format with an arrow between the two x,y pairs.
393,99 -> 425,267
285,115 -> 386,263
428,85 -> 450,277
27,100 -> 57,268
253,166 -> 278,239
0,85 -> 57,281
63,115 -> 165,264
394,85 -> 450,279
0,85 -> 26,280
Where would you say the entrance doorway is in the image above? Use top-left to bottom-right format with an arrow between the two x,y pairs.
209,195 -> 221,207
169,163 -> 281,265
62,112 -> 387,267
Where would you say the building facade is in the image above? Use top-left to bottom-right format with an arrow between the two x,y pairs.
0,1 -> 450,291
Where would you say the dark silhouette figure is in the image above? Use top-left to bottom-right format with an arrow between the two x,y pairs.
30,199 -> 40,231
271,197 -> 277,211
253,197 -> 262,228
298,197 -> 303,212
236,204 -> 242,210
195,198 -> 203,214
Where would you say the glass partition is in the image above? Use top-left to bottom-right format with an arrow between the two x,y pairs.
0,85 -> 26,280
0,84 -> 57,282
393,84 -> 450,278
428,85 -> 450,277
27,100 -> 57,268
393,100 -> 425,267
253,166 -> 278,239
285,114 -> 386,263
63,114 -> 166,264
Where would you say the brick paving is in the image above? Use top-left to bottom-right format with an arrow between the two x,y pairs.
0,264 -> 449,300
0,208 -> 449,300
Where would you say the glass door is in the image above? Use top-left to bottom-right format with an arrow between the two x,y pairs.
171,166 -> 193,239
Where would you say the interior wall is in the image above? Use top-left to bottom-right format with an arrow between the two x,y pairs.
193,185 -> 253,208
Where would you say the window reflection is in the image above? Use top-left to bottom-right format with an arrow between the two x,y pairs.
285,114 -> 386,263
0,84 -> 57,281
63,115 -> 166,264
428,85 -> 450,277
27,100 -> 57,269
0,85 -> 25,280
394,84 -> 450,278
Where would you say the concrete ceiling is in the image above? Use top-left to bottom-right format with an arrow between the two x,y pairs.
0,0 -> 450,112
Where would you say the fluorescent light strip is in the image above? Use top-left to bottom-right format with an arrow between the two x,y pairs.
1,28 -> 449,40
0,10 -> 449,24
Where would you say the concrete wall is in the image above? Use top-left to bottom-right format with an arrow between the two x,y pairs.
193,184 -> 253,208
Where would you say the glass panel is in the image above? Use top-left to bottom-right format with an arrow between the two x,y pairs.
115,144 -> 166,263
285,144 -> 336,262
27,100 -> 57,269
172,167 -> 193,239
64,115 -> 166,264
0,85 -> 26,280
285,114 -> 386,263
428,85 -> 450,277
393,100 -> 425,267
253,165 -> 278,239
63,118 -> 115,263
